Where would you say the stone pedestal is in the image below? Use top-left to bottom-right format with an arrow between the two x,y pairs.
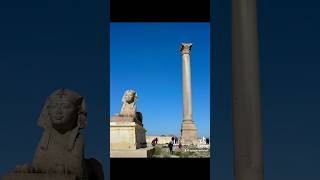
110,114 -> 143,127
180,120 -> 198,144
110,147 -> 155,158
110,115 -> 151,157
3,174 -> 77,180
110,120 -> 147,150
110,115 -> 155,157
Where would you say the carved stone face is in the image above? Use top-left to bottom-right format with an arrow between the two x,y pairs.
47,100 -> 78,133
124,92 -> 135,104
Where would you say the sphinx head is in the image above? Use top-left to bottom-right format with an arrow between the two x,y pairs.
122,90 -> 137,104
38,88 -> 87,134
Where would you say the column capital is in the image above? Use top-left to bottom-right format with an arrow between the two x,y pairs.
180,42 -> 192,55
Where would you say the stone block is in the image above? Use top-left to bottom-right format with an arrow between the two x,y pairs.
181,120 -> 198,144
111,115 -> 143,126
110,147 -> 155,158
110,121 -> 147,150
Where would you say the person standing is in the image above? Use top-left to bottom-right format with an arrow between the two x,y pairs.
168,140 -> 174,155
151,138 -> 156,146
206,138 -> 209,144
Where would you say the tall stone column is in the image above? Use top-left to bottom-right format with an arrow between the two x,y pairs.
232,0 -> 264,180
180,42 -> 198,145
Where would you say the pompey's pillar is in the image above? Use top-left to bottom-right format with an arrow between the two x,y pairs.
180,42 -> 198,145
232,0 -> 264,179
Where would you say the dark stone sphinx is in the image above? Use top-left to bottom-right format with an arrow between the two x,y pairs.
3,89 -> 104,180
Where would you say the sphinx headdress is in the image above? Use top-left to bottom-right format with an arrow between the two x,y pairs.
38,88 -> 87,130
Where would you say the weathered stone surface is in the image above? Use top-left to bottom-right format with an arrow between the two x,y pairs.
110,147 -> 154,158
31,89 -> 86,177
180,42 -> 192,55
4,89 -> 104,180
110,121 -> 147,150
180,43 -> 198,145
111,113 -> 143,126
233,0 -> 264,179
180,120 -> 198,144
120,90 -> 138,116
112,90 -> 143,126
110,89 -> 154,157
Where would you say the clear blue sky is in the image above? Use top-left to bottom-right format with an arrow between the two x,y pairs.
110,23 -> 210,138
0,1 -> 107,177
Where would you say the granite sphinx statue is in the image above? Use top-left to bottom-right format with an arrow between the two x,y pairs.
109,89 -> 148,154
114,89 -> 142,125
120,89 -> 138,116
9,88 -> 103,180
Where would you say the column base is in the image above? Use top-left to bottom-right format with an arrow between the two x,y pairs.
180,119 -> 198,145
